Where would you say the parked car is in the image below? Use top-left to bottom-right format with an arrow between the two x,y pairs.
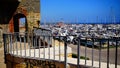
72,38 -> 93,47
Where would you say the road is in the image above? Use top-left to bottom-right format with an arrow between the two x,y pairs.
68,44 -> 120,65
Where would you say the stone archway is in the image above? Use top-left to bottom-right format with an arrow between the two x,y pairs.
8,6 -> 28,33
13,13 -> 28,33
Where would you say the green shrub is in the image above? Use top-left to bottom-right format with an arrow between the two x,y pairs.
72,53 -> 78,58
80,56 -> 89,60
72,53 -> 89,60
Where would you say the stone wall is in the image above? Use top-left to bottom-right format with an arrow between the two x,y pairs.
0,24 -> 9,45
27,12 -> 40,32
0,0 -> 40,33
19,0 -> 40,32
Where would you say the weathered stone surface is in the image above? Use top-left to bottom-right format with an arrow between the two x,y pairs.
20,0 -> 40,13
0,0 -> 40,33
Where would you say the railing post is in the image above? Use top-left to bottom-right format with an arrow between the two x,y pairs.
85,37 -> 87,66
10,34 -> 12,54
39,36 -> 41,58
19,35 -> 22,56
77,37 -> 80,68
24,35 -> 26,57
64,36 -> 67,68
15,33 -> 18,56
92,38 -> 94,67
107,38 -> 110,68
3,34 -> 7,63
115,37 -> 118,68
59,36 -> 61,61
53,37 -> 55,60
43,36 -> 45,60
99,38 -> 102,68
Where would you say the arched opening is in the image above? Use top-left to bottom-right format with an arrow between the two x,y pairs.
13,13 -> 28,33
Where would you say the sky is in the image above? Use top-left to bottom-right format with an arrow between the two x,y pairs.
41,0 -> 120,24
20,18 -> 25,27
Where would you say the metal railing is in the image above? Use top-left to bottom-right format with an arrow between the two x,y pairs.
3,31 -> 120,68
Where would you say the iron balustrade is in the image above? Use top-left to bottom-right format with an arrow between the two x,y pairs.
3,32 -> 120,68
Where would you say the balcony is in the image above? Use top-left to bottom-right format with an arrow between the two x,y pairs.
3,29 -> 120,68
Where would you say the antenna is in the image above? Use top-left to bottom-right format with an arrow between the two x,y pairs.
44,18 -> 46,28
96,16 -> 98,24
113,15 -> 116,24
110,7 -> 116,24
